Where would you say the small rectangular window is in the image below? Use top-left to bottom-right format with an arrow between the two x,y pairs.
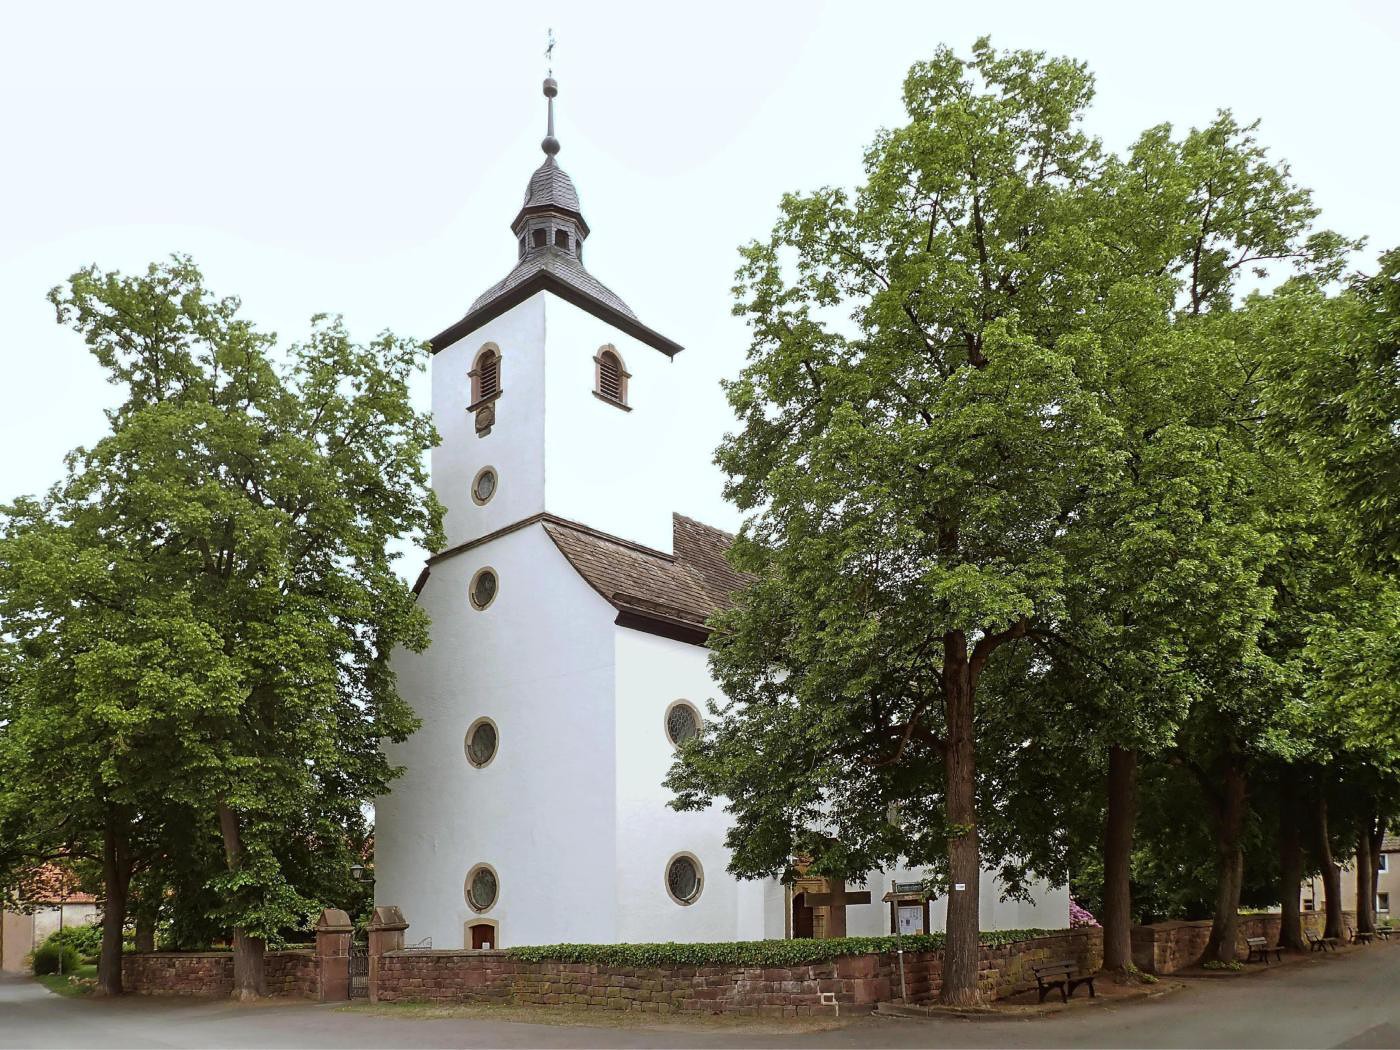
1379,892 -> 1390,913
1380,854 -> 1389,873
532,229 -> 547,248
555,230 -> 569,250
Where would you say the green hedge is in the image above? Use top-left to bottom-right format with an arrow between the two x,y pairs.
505,928 -> 1064,968
32,941 -> 83,976
42,923 -> 103,963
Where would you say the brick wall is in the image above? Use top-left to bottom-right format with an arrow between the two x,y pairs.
121,949 -> 317,998
1131,912 -> 1355,974
373,929 -> 1103,1015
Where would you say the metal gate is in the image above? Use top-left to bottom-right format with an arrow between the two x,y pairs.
350,942 -> 369,998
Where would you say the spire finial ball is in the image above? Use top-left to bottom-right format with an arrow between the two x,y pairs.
543,77 -> 558,98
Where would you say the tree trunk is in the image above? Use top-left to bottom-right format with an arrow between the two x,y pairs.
1102,746 -> 1138,973
96,816 -> 131,997
134,915 -> 155,954
218,801 -> 265,1000
939,638 -> 981,1007
1201,761 -> 1247,965
1313,795 -> 1344,941
1356,821 -> 1375,935
1278,779 -> 1305,951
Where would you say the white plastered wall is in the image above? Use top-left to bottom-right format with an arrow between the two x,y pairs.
431,296 -> 548,552
541,298 -> 681,554
376,524 -> 619,949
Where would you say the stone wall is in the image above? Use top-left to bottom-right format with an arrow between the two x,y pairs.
882,928 -> 1103,1003
373,929 -> 1102,1015
1131,911 -> 1355,974
121,949 -> 317,998
264,950 -> 319,998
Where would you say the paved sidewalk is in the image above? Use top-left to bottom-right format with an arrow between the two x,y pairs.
2,942 -> 1398,1048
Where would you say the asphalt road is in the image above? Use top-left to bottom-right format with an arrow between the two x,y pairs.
3,944 -> 1398,1049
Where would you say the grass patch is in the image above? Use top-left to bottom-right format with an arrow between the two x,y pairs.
339,1000 -> 847,1033
34,963 -> 98,998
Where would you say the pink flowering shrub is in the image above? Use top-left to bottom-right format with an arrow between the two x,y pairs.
1069,900 -> 1101,928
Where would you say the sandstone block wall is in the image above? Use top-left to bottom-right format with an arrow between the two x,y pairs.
372,929 -> 1102,1014
121,949 -> 317,998
1131,911 -> 1355,974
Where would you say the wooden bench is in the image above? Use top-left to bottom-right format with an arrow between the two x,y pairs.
1245,936 -> 1282,964
1032,959 -> 1096,1003
1305,930 -> 1339,952
1377,928 -> 1392,942
1353,930 -> 1375,945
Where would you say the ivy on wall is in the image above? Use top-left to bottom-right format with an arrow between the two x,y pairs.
504,929 -> 1069,967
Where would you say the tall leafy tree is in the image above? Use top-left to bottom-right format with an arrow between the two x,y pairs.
670,40 -> 1119,1005
0,258 -> 442,996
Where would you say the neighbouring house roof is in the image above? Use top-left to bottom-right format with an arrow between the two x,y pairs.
1383,832 -> 1399,853
543,513 -> 749,645
24,864 -> 96,905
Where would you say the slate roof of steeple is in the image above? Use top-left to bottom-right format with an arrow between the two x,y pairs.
469,245 -> 636,320
428,78 -> 682,358
519,156 -> 581,215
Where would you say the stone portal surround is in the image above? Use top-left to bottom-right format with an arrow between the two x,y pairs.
371,929 -> 1104,1015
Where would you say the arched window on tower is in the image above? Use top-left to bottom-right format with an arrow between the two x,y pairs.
593,346 -> 630,410
470,344 -> 502,436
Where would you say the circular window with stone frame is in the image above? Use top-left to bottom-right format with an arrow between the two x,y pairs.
664,700 -> 702,749
665,852 -> 703,906
469,567 -> 498,611
465,864 -> 499,912
464,717 -> 498,768
471,466 -> 498,506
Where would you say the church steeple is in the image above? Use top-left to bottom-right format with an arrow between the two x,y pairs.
510,78 -> 590,266
429,74 -> 682,359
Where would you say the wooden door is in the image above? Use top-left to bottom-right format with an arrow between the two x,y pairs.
470,923 -> 495,950
793,894 -> 814,939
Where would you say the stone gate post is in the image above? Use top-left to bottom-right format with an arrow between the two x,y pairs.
366,905 -> 408,1004
315,907 -> 354,1002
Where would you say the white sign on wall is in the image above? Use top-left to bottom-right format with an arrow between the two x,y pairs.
898,905 -> 922,935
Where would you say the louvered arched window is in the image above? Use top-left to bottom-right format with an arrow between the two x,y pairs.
470,344 -> 502,436
593,346 -> 630,409
472,345 -> 500,405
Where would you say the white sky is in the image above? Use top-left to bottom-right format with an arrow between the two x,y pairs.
2,0 -> 1397,569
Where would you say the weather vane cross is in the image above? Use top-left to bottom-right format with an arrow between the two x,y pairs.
545,28 -> 555,77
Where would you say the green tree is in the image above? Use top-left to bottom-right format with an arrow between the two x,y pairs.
1263,250 -> 1400,571
0,258 -> 442,996
669,40 -> 1120,1005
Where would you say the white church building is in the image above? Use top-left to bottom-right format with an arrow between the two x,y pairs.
374,78 -> 1068,951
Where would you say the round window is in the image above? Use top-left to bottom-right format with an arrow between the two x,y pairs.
466,865 -> 498,912
666,854 -> 702,906
665,702 -> 701,747
472,467 -> 498,506
465,719 -> 498,768
470,568 -> 498,610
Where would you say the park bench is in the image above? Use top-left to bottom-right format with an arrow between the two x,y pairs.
1305,930 -> 1338,952
1377,927 -> 1392,942
1032,959 -> 1096,1003
1245,936 -> 1282,964
1352,929 -> 1375,946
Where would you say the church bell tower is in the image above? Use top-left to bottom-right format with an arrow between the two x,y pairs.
425,76 -> 684,556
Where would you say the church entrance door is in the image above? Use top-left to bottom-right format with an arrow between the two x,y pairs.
792,894 -> 814,939
469,923 -> 496,950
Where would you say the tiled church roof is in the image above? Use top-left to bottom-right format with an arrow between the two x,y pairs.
543,513 -> 749,642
